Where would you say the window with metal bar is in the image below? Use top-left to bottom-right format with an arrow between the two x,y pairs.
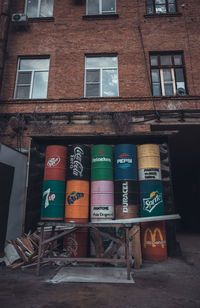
146,0 -> 177,15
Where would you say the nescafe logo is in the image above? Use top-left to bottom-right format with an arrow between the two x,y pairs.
47,156 -> 61,167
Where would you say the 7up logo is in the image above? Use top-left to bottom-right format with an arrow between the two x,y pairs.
143,191 -> 163,213
43,188 -> 56,208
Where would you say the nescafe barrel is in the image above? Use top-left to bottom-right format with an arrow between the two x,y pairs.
67,145 -> 90,180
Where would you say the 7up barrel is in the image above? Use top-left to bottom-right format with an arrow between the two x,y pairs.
41,180 -> 65,220
139,180 -> 164,217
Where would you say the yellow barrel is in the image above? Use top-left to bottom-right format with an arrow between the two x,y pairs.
137,144 -> 161,169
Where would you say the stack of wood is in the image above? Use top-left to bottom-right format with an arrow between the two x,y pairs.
7,231 -> 41,269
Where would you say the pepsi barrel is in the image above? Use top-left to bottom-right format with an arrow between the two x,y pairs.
43,145 -> 67,182
91,145 -> 113,181
140,180 -> 164,217
41,180 -> 65,220
91,181 -> 114,222
114,144 -> 138,180
114,180 -> 139,219
67,145 -> 90,181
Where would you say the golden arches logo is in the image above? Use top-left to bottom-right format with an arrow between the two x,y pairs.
144,227 -> 165,248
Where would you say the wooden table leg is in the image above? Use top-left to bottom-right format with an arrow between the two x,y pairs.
37,224 -> 44,276
129,224 -> 142,269
50,226 -> 56,257
125,227 -> 131,280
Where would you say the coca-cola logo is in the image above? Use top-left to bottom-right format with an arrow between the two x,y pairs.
47,156 -> 60,167
70,147 -> 84,177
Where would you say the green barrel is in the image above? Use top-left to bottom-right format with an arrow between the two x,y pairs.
140,180 -> 164,217
41,180 -> 65,220
91,145 -> 113,181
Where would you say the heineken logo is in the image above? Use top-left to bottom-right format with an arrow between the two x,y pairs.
143,191 -> 163,213
47,156 -> 60,167
92,157 -> 111,163
43,188 -> 56,208
67,191 -> 84,205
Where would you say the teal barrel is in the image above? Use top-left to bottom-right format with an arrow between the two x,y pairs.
140,180 -> 164,217
91,145 -> 113,181
114,144 -> 138,180
41,180 -> 65,221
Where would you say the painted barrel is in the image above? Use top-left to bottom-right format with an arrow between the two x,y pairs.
114,180 -> 139,219
65,180 -> 89,221
137,144 -> 161,170
91,180 -> 114,194
63,218 -> 88,257
41,180 -> 65,221
114,144 -> 138,180
43,145 -> 67,181
91,145 -> 113,181
140,180 -> 164,217
140,221 -> 167,261
67,145 -> 90,181
139,168 -> 161,181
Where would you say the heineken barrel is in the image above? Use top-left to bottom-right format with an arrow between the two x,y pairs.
67,145 -> 90,181
43,145 -> 67,181
65,180 -> 89,221
114,144 -> 138,180
91,145 -> 113,181
140,180 -> 164,217
140,221 -> 167,261
137,144 -> 161,170
63,218 -> 88,257
114,180 -> 139,219
41,180 -> 65,221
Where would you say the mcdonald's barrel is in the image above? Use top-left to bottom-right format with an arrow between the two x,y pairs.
140,180 -> 164,217
137,144 -> 161,170
41,180 -> 65,221
63,219 -> 88,257
65,180 -> 89,221
91,145 -> 113,181
139,168 -> 161,181
43,145 -> 67,181
114,144 -> 138,180
140,221 -> 167,261
67,145 -> 90,181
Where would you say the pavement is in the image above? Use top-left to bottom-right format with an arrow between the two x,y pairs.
0,232 -> 200,308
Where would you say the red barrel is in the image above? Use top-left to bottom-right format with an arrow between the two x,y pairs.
43,145 -> 67,181
141,221 -> 167,261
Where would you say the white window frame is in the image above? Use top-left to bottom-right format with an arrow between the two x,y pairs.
160,68 -> 176,96
86,0 -> 116,15
84,56 -> 119,98
14,58 -> 50,99
25,0 -> 54,18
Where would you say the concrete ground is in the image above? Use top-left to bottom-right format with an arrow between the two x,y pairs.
0,233 -> 200,308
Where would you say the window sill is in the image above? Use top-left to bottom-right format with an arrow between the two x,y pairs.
28,17 -> 54,22
144,12 -> 182,18
83,14 -> 119,20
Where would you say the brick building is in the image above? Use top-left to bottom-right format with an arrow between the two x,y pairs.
0,0 -> 200,245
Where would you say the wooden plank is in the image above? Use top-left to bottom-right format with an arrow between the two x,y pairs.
42,227 -> 78,245
42,257 -> 127,263
125,228 -> 131,280
92,230 -> 104,257
129,225 -> 142,269
91,227 -> 125,246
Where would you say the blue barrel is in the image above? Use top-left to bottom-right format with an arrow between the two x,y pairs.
140,180 -> 164,217
114,144 -> 138,180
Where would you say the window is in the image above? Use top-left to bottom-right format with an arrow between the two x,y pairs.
86,0 -> 116,15
85,56 -> 119,97
146,0 -> 177,14
25,0 -> 54,18
14,58 -> 50,99
150,53 -> 186,96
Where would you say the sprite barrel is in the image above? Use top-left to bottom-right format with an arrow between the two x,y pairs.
41,180 -> 65,220
91,145 -> 113,181
114,144 -> 138,180
140,180 -> 164,217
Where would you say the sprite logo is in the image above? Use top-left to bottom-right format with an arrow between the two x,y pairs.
67,191 -> 84,205
143,191 -> 163,213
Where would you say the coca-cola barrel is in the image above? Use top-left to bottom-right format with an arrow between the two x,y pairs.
65,180 -> 89,221
114,144 -> 138,180
43,145 -> 67,182
41,180 -> 65,221
140,180 -> 164,217
67,145 -> 90,181
141,221 -> 167,261
91,145 -> 113,181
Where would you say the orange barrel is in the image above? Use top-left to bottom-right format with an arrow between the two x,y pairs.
63,218 -> 88,257
43,145 -> 67,181
137,144 -> 161,170
140,221 -> 167,261
65,180 -> 89,221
